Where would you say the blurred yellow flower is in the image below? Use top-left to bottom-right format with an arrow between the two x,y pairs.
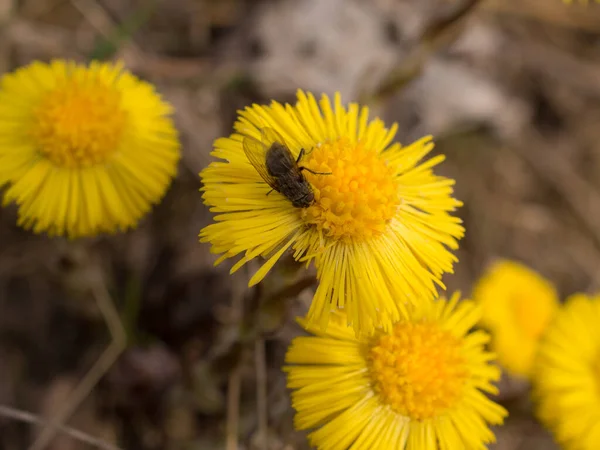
533,293 -> 600,450
563,0 -> 600,4
285,293 -> 507,450
472,260 -> 559,379
200,89 -> 464,334
0,59 -> 180,238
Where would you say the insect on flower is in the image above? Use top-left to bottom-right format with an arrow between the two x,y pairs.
243,127 -> 329,208
200,90 -> 465,334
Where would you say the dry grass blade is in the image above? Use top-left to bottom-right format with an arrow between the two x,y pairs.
69,0 -> 144,62
0,404 -> 122,450
226,365 -> 242,450
255,339 -> 268,450
226,271 -> 246,450
28,275 -> 126,450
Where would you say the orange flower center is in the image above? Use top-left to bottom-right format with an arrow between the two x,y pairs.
300,137 -> 400,241
31,79 -> 127,168
369,322 -> 469,420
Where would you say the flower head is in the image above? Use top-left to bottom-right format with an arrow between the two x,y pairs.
472,260 -> 559,378
200,90 -> 463,334
533,293 -> 600,450
284,293 -> 507,450
562,0 -> 600,4
0,59 -> 180,238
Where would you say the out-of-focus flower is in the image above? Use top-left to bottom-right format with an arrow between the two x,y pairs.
200,89 -> 464,334
533,293 -> 600,450
562,0 -> 600,5
0,59 -> 180,238
284,293 -> 507,449
472,260 -> 559,378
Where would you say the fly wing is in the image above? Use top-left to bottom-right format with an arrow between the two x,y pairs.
261,127 -> 287,148
261,127 -> 299,172
243,134 -> 279,190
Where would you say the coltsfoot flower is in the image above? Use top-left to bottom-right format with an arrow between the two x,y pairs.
285,293 -> 507,449
0,59 -> 180,238
473,260 -> 559,378
562,0 -> 600,4
533,293 -> 600,450
200,90 -> 463,334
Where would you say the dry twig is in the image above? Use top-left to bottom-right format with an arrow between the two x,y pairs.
362,0 -> 483,104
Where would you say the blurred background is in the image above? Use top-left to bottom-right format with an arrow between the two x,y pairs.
1,0 -> 600,448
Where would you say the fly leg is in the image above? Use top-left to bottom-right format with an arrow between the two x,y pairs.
297,148 -> 331,175
300,167 -> 331,175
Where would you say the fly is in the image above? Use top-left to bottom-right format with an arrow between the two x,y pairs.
243,127 -> 329,208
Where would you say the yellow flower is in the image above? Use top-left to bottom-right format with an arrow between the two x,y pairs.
0,59 -> 180,238
563,0 -> 600,4
472,260 -> 559,379
533,293 -> 600,450
200,90 -> 464,334
285,293 -> 507,450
